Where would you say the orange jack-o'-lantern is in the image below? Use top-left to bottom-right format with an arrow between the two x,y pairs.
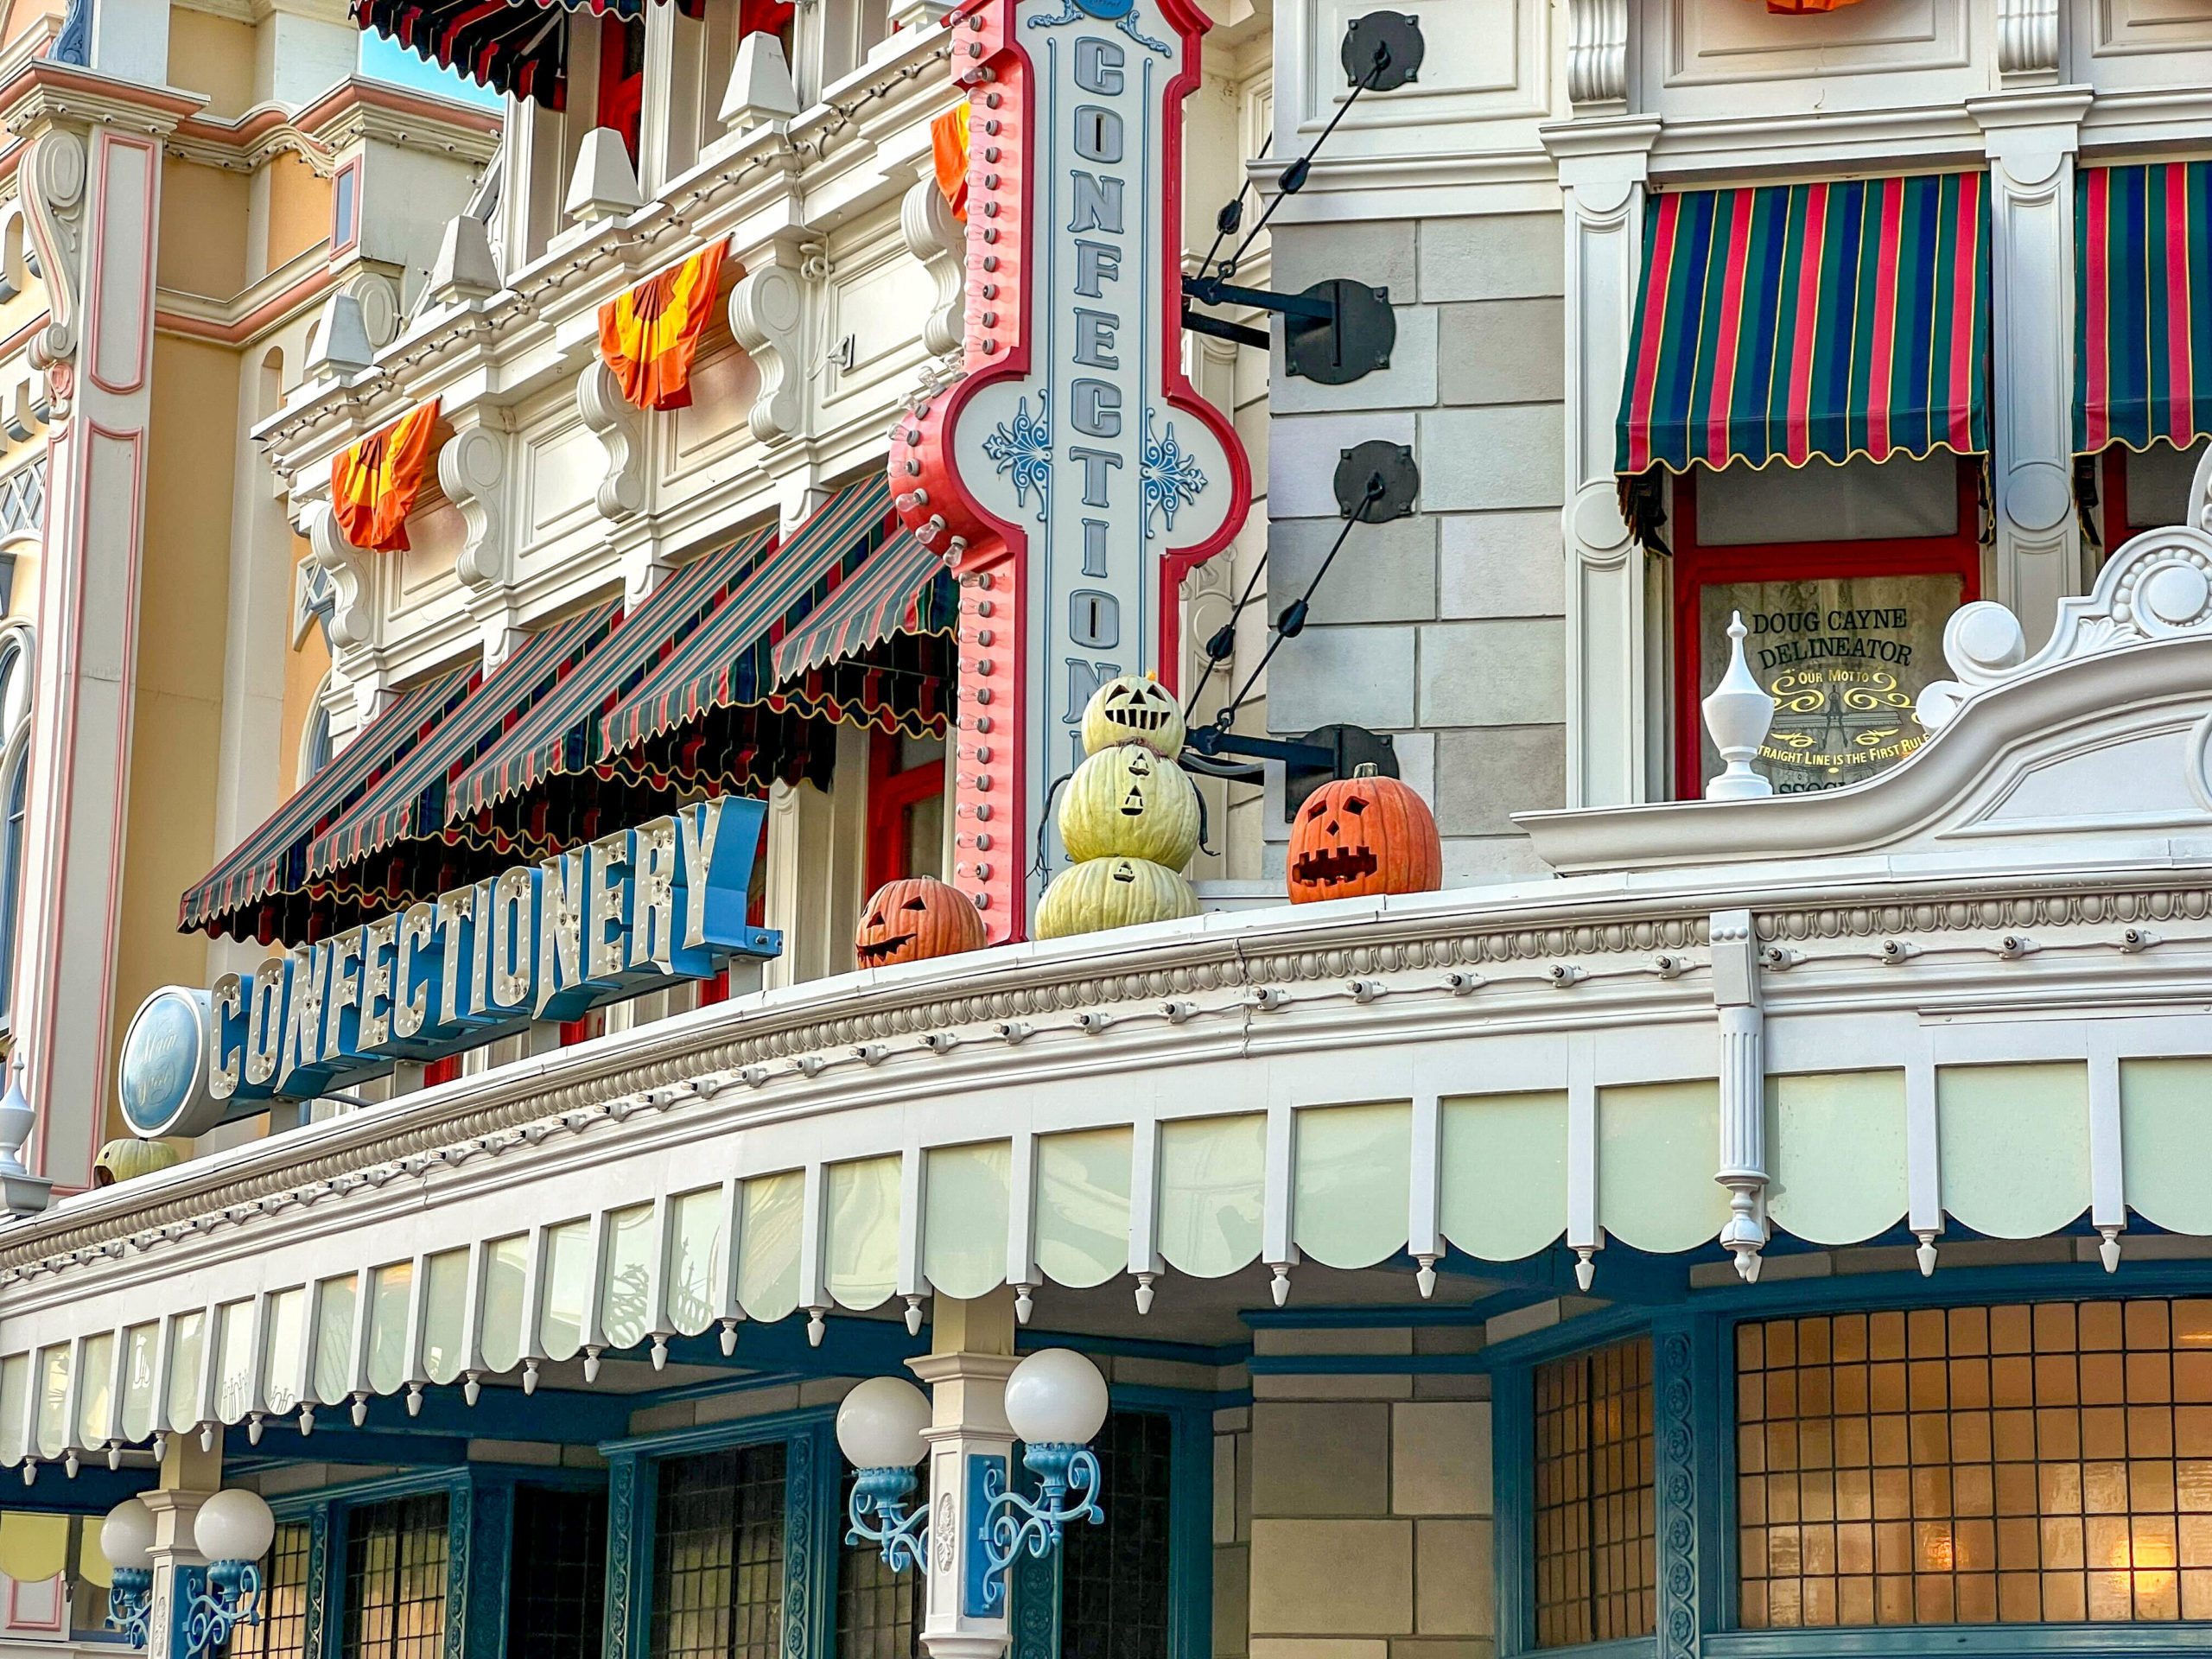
1286,767 -> 1441,903
855,876 -> 988,967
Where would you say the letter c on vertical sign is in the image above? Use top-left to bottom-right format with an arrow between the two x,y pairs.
1074,37 -> 1125,94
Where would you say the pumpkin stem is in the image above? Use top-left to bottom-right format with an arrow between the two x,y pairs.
1351,762 -> 1380,778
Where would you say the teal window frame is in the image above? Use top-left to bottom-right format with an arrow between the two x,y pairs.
1492,1263 -> 2212,1659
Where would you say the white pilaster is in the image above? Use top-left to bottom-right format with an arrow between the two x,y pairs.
140,1439 -> 219,1659
1542,116 -> 1662,809
1972,89 -> 2092,652
908,1292 -> 1020,1659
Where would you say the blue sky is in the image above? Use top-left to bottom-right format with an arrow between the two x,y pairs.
359,29 -> 505,111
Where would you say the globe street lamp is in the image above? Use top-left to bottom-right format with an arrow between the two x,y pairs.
183,1488 -> 275,1659
836,1376 -> 932,1571
99,1499 -> 155,1648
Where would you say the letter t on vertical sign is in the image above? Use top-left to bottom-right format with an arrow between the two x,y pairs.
887,0 -> 1251,941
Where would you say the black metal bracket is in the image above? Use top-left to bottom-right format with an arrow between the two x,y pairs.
1180,275 -> 1396,383
1182,723 -> 1401,819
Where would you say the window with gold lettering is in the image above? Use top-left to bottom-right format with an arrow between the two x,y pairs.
1737,1300 -> 2212,1627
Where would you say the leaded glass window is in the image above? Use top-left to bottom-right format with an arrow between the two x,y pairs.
226,1521 -> 311,1659
1534,1337 -> 1656,1648
509,1485 -> 608,1659
650,1441 -> 787,1659
341,1493 -> 448,1659
1738,1300 -> 2212,1626
837,1466 -> 924,1659
1060,1410 -> 1173,1659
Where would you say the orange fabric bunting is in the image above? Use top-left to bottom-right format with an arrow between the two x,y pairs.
331,399 -> 440,554
931,104 -> 969,223
598,239 -> 731,412
1764,0 -> 1866,10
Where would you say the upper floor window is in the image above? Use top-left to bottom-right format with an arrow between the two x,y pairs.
1535,1337 -> 1656,1648
341,1492 -> 450,1659
867,730 -> 946,890
601,15 -> 649,167
332,160 -> 361,256
0,630 -> 33,1033
1672,455 -> 1980,799
1737,1300 -> 2212,1629
2095,441 -> 2209,547
652,1440 -> 788,1659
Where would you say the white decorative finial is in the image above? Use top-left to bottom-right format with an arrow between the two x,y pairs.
1701,612 -> 1775,801
0,1060 -> 50,1217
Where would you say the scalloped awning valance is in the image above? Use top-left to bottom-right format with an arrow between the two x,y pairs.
2075,162 -> 2212,459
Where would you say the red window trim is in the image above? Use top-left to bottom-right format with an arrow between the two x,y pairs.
866,729 -> 946,893
1670,458 -> 1982,802
330,158 -> 361,257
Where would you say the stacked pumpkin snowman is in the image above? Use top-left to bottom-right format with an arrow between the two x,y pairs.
1035,677 -> 1203,939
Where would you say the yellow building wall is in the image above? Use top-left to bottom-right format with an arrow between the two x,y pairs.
265,155 -> 330,274
164,9 -> 255,121
108,335 -> 238,1141
278,539 -> 330,800
0,0 -> 61,49
156,159 -> 250,300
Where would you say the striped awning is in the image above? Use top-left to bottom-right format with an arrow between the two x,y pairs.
305,603 -> 616,884
771,531 -> 957,681
2075,162 -> 2212,457
1617,173 -> 1992,475
447,529 -> 776,824
601,476 -> 900,755
179,668 -> 476,938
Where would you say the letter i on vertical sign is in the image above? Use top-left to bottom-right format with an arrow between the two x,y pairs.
887,0 -> 1251,942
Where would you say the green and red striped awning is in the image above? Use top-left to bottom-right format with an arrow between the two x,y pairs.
1617,172 -> 1992,475
772,530 -> 957,681
2076,162 -> 2212,457
306,602 -> 616,882
447,528 -> 777,824
179,667 -> 476,938
601,475 -> 900,756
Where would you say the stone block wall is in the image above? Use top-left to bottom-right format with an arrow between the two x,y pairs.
1229,1324 -> 1496,1659
1262,212 -> 1568,886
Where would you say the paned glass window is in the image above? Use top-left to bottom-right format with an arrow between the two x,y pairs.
1060,1410 -> 1173,1659
509,1486 -> 608,1659
341,1493 -> 449,1659
837,1465 -> 924,1659
650,1441 -> 787,1659
226,1522 -> 312,1659
1534,1338 -> 1656,1648
1738,1300 -> 2212,1627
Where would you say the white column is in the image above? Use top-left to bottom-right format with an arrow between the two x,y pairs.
140,1440 -> 219,1659
1542,116 -> 1662,809
909,1291 -> 1020,1659
8,80 -> 174,1189
1972,89 -> 2092,652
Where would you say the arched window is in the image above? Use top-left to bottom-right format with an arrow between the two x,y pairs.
0,626 -> 35,1033
300,693 -> 334,785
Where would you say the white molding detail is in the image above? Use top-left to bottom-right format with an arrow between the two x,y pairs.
728,253 -> 809,445
563,127 -> 646,228
1567,0 -> 1629,109
437,419 -> 516,666
1998,0 -> 2060,83
19,130 -> 83,391
899,175 -> 966,361
576,359 -> 647,522
300,499 -> 372,653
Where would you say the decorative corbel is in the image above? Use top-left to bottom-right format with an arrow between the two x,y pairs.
20,127 -> 86,411
576,359 -> 646,520
1997,0 -> 2059,83
900,175 -> 967,359
300,500 -> 372,653
1566,0 -> 1628,109
1710,908 -> 1767,1282
438,416 -> 518,666
729,244 -> 810,445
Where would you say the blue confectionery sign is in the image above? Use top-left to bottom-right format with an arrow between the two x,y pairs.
117,798 -> 779,1137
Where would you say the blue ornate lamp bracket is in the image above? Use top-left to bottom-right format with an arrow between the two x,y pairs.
975,1444 -> 1103,1610
182,1560 -> 264,1659
844,1466 -> 930,1574
106,1567 -> 154,1649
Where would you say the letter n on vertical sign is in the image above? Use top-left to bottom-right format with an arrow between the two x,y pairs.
887,0 -> 1252,942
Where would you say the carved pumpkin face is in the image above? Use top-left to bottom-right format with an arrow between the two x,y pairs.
1058,742 -> 1202,868
1081,676 -> 1186,759
1035,855 -> 1198,940
855,876 -> 988,968
1286,772 -> 1442,903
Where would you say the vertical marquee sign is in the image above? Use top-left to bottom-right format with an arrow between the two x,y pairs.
890,0 -> 1251,940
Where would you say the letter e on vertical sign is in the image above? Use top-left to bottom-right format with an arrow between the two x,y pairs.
887,0 -> 1251,941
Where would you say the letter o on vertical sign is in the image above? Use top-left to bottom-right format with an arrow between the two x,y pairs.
1070,590 -> 1121,651
117,987 -> 225,1140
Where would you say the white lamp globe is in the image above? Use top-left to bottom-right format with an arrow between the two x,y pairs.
836,1377 -> 931,1470
192,1489 -> 276,1566
1003,1348 -> 1109,1447
101,1498 -> 156,1572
